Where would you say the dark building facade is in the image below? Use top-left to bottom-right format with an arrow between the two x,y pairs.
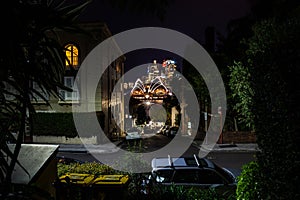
31,21 -> 125,142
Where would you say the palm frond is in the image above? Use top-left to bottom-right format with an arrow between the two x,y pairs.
0,0 -> 90,186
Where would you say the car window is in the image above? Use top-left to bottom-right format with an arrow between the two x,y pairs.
172,169 -> 200,183
198,170 -> 225,184
153,169 -> 173,183
171,169 -> 225,184
213,163 -> 235,183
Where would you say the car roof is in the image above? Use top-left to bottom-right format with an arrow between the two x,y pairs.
151,155 -> 215,170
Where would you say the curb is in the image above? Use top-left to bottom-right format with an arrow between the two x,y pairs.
192,142 -> 260,153
58,140 -> 124,154
58,148 -> 88,153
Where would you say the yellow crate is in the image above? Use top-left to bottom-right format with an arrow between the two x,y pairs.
59,173 -> 95,186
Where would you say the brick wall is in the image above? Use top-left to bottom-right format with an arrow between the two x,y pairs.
220,131 -> 256,143
195,131 -> 256,143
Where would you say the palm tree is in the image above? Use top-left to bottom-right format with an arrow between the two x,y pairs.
0,0 -> 172,197
0,0 -> 91,195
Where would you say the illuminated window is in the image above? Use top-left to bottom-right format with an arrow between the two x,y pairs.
65,44 -> 79,69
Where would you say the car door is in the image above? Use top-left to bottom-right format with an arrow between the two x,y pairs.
171,168 -> 234,190
198,169 -> 237,197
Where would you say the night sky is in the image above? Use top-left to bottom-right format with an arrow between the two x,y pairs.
76,0 -> 254,71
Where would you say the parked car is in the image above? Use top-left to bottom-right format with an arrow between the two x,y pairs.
168,126 -> 179,137
125,127 -> 141,140
141,155 -> 240,196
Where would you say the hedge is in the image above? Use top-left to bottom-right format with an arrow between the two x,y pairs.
32,112 -> 104,138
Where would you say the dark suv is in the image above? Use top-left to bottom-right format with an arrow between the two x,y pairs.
143,155 -> 240,196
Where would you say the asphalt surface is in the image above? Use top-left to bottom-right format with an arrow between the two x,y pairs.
58,133 -> 259,154
57,133 -> 258,170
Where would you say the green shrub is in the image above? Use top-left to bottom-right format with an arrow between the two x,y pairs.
236,161 -> 263,200
57,162 -> 117,177
33,112 -> 77,137
189,187 -> 236,200
142,185 -> 234,200
33,112 -> 104,137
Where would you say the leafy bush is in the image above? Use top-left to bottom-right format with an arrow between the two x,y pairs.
112,145 -> 152,199
224,1 -> 300,198
247,13 -> 300,199
228,61 -> 254,130
57,162 -> 117,177
188,187 -> 236,200
236,161 -> 263,200
33,112 -> 104,137
142,185 -> 235,200
33,112 -> 77,137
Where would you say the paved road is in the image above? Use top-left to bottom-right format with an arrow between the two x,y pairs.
57,133 -> 257,171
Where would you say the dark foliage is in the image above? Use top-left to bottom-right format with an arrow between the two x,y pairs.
32,112 -> 105,138
232,0 -> 300,199
0,0 -> 92,194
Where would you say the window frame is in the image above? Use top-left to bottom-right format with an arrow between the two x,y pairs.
59,76 -> 79,103
65,43 -> 79,70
